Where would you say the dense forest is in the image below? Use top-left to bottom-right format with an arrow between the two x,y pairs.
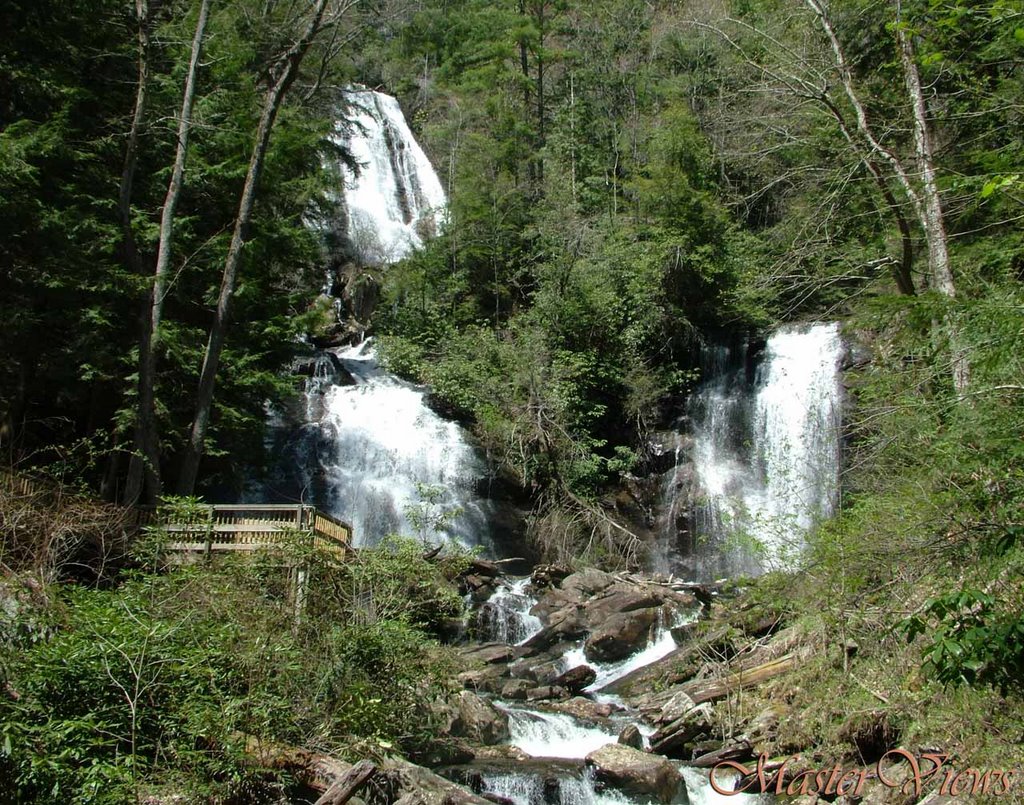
2,0 -> 1023,801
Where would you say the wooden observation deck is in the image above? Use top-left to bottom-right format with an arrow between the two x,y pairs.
142,503 -> 351,558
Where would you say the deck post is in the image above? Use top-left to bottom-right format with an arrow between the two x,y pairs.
203,506 -> 214,560
293,565 -> 309,631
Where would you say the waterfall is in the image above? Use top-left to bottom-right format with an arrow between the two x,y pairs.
685,322 -> 843,579
337,89 -> 447,264
254,91 -> 515,550
479,577 -> 543,644
265,341 -> 497,549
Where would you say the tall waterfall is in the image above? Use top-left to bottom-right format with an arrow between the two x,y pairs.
257,91 -> 511,551
685,322 -> 843,579
337,90 -> 447,264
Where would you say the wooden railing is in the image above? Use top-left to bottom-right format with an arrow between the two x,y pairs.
138,503 -> 351,558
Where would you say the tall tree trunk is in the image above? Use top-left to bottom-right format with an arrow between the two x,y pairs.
133,0 -> 212,504
819,95 -> 916,295
896,0 -> 968,391
177,0 -> 333,495
807,0 -> 966,390
121,0 -> 151,506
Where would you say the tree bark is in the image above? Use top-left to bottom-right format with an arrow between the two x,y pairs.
895,0 -> 968,392
313,760 -> 377,805
133,0 -> 212,504
818,95 -> 916,295
177,0 -> 334,495
807,0 -> 966,390
121,0 -> 152,506
895,2 -> 952,299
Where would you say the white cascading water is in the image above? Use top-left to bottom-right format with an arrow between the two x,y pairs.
687,323 -> 843,579
479,577 -> 544,644
258,91 -> 506,549
680,767 -> 768,805
337,89 -> 447,264
559,609 -> 688,694
289,340 -> 495,549
501,707 -> 621,759
480,769 -> 634,805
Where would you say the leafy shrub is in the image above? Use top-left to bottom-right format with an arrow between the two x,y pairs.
0,539 -> 464,801
901,589 -> 1024,692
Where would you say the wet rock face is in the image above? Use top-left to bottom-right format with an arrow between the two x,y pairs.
449,692 -> 511,746
583,608 -> 661,663
585,743 -> 682,803
617,724 -> 644,750
551,664 -> 596,694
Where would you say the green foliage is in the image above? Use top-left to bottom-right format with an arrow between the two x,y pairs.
0,543 -> 463,802
901,588 -> 1024,691
323,535 -> 472,635
0,0 -> 340,492
405,482 -> 466,544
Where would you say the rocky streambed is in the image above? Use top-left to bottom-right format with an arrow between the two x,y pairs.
300,564 -> 946,805
427,565 -> 771,805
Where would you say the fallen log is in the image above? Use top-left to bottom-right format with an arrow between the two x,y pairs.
682,655 -> 795,705
690,741 -> 754,769
314,759 -> 377,805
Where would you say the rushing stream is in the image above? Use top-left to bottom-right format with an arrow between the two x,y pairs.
475,581 -> 767,804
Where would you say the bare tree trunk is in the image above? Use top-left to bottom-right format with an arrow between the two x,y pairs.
132,0 -> 212,504
177,0 -> 335,495
804,0 -> 927,227
895,2 -> 952,298
807,0 -> 966,389
896,0 -> 968,391
818,96 -> 916,295
121,0 -> 151,506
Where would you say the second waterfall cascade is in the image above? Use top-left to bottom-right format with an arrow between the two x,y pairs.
679,322 -> 844,579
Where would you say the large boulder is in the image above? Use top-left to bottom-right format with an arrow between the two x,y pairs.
459,643 -> 517,666
521,607 -> 586,651
585,744 -> 681,803
378,756 -> 493,805
581,584 -> 665,628
526,685 -> 569,702
617,724 -> 644,750
528,586 -> 584,621
531,564 -> 572,589
500,679 -> 532,701
544,696 -> 618,721
583,607 -> 660,663
561,568 -> 616,597
449,691 -> 510,746
551,664 -> 597,694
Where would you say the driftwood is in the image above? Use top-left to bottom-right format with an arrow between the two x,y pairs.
463,558 -> 502,578
682,655 -> 795,705
314,759 -> 377,805
690,741 -> 754,768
